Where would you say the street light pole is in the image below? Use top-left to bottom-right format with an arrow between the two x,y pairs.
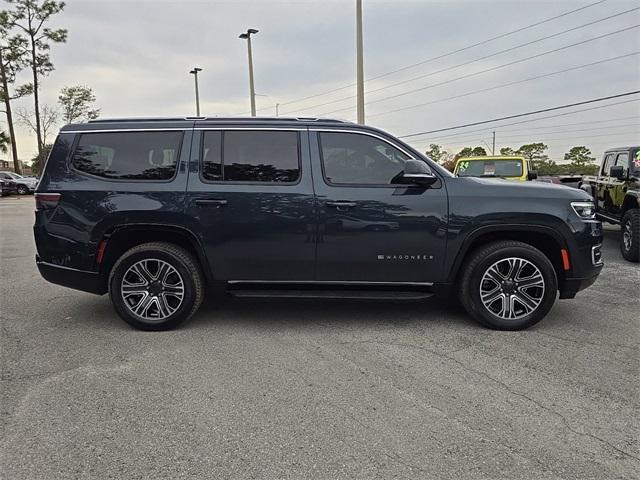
492,131 -> 496,155
239,29 -> 259,116
355,0 -> 365,124
189,67 -> 202,116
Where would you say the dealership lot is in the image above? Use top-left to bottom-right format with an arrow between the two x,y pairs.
0,196 -> 638,479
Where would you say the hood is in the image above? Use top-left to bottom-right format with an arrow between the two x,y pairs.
457,176 -> 592,201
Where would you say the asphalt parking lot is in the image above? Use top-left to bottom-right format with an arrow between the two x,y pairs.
0,195 -> 638,480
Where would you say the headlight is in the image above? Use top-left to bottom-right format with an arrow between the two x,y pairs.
571,201 -> 596,219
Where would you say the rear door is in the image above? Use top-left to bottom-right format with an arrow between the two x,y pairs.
185,126 -> 316,281
310,128 -> 448,283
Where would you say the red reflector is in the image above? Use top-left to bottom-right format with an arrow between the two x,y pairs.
34,192 -> 61,211
96,240 -> 108,264
560,249 -> 571,271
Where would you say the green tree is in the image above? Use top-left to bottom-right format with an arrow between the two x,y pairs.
424,144 -> 448,163
58,85 -> 99,124
0,9 -> 32,174
8,0 -> 67,154
455,146 -> 487,160
0,130 -> 9,153
29,141 -> 51,175
500,147 -> 517,156
563,146 -> 597,175
515,142 -> 549,170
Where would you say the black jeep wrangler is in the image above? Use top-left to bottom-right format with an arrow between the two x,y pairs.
581,146 -> 640,262
34,117 -> 603,331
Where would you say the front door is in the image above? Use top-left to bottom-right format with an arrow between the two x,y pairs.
186,127 -> 316,281
310,129 -> 448,283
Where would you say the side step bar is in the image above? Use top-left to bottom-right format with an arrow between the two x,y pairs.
225,281 -> 434,301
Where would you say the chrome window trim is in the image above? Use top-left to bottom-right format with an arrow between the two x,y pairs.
227,280 -> 433,286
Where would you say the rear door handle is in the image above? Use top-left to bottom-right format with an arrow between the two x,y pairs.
325,201 -> 357,210
195,199 -> 227,207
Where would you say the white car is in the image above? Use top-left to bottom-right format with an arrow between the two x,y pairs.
0,171 -> 38,195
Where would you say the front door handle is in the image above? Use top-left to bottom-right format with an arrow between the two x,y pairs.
195,198 -> 228,207
325,201 -> 357,210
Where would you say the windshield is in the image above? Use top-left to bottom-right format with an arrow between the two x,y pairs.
632,148 -> 640,175
3,172 -> 22,179
456,159 -> 523,178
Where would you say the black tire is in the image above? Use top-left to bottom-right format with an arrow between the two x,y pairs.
17,184 -> 28,195
108,242 -> 204,331
620,209 -> 640,263
459,240 -> 558,330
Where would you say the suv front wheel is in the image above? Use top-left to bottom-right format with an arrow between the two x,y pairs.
109,242 -> 204,330
460,241 -> 558,330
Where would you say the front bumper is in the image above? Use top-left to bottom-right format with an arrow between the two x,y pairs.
36,255 -> 106,295
558,221 -> 603,299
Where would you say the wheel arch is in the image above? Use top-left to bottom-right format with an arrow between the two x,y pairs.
621,193 -> 640,216
448,224 -> 567,286
97,224 -> 213,289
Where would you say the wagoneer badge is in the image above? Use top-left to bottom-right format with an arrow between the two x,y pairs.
377,254 -> 434,260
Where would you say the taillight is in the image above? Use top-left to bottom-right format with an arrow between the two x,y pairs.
34,192 -> 61,211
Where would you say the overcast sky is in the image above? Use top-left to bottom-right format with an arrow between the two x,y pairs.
4,0 -> 640,163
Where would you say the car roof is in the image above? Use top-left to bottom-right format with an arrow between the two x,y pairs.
604,146 -> 639,152
59,116 -> 353,132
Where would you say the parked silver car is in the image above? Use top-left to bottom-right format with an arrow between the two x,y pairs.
0,171 -> 38,195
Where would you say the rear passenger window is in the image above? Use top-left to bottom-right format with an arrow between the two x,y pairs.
201,130 -> 300,183
72,131 -> 183,180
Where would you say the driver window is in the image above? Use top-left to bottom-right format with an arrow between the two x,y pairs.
319,132 -> 410,185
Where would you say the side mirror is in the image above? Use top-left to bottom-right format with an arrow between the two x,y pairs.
610,165 -> 625,179
527,170 -> 538,180
401,159 -> 437,186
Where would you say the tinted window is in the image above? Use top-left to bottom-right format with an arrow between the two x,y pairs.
201,131 -> 222,181
319,132 -> 410,185
201,130 -> 300,183
72,131 -> 182,180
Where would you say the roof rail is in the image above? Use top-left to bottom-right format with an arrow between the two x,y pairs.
88,116 -> 348,123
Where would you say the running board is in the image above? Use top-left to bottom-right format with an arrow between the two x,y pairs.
225,282 -> 434,301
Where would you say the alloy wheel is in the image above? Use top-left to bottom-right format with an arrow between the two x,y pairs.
479,257 -> 545,320
120,259 -> 185,321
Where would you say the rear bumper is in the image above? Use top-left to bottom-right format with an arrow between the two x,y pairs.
36,255 -> 106,295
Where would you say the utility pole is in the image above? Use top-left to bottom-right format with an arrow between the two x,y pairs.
492,131 -> 496,155
356,0 -> 365,124
189,67 -> 202,116
239,29 -> 259,116
275,103 -> 279,117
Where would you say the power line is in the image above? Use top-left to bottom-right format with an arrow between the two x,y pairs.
413,122 -> 640,147
286,7 -> 637,115
357,52 -> 638,119
255,0 -> 608,112
408,99 -> 640,142
398,91 -> 640,139
412,115 -> 640,145
317,25 -> 639,116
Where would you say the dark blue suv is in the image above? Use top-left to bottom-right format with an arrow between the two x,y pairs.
34,117 -> 603,330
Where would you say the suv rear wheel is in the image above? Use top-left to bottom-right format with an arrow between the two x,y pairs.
109,242 -> 204,330
620,209 -> 639,262
459,240 -> 558,330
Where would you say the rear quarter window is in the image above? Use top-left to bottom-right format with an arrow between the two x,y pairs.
71,131 -> 183,180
